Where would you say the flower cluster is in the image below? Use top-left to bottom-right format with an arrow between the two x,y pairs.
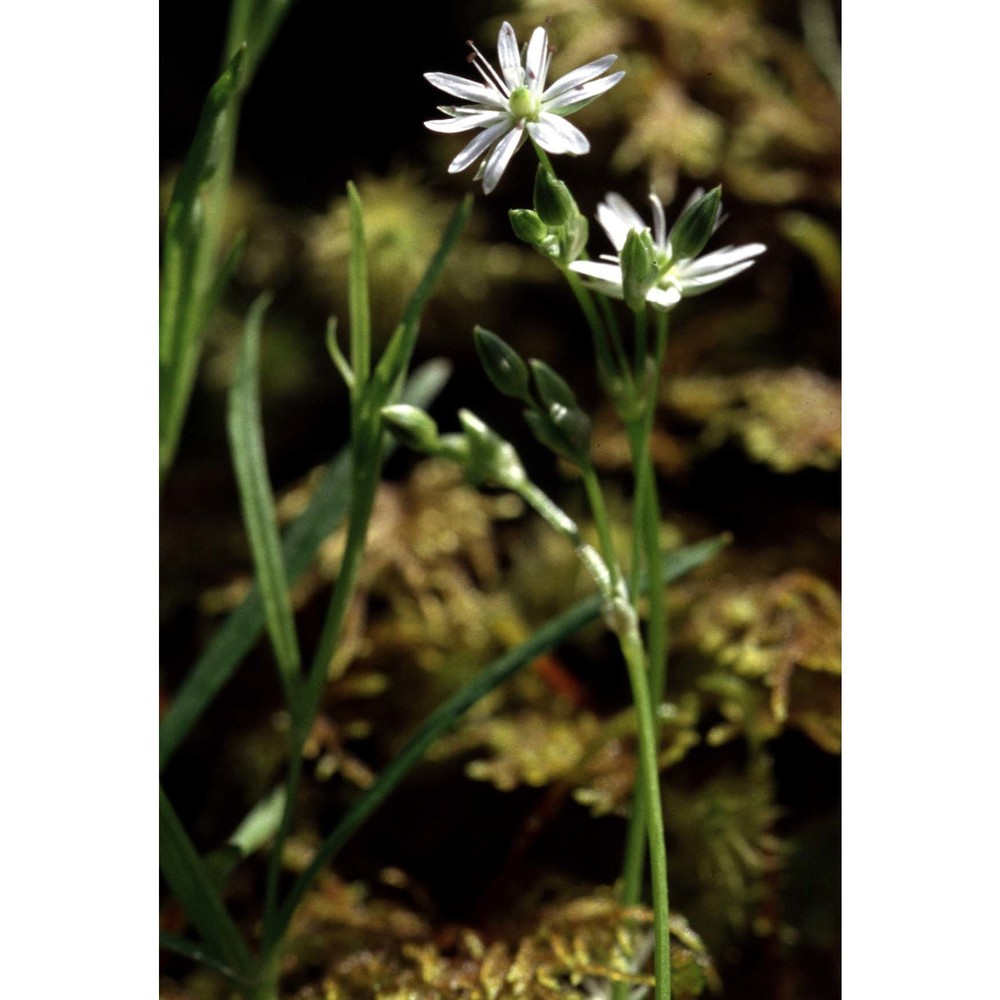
424,21 -> 764,307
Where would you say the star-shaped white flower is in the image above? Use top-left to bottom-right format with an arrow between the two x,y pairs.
424,21 -> 624,194
571,190 -> 766,310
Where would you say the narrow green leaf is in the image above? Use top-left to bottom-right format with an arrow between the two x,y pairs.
346,181 -> 371,392
159,360 -> 452,771
369,195 -> 473,412
159,45 -> 246,483
325,316 -> 355,390
159,786 -> 254,976
227,294 -> 302,701
159,932 -> 250,987
265,535 -> 728,949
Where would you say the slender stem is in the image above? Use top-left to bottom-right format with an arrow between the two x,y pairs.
261,428 -> 384,949
644,311 -> 670,713
575,459 -> 670,1000
531,139 -> 556,175
617,617 -> 672,1000
633,306 -> 648,375
616,311 -> 670,1000
562,266 -> 621,389
580,464 -> 621,589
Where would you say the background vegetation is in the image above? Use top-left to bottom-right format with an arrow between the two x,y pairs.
160,2 -> 841,997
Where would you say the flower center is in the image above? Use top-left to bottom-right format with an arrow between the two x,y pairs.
508,86 -> 540,121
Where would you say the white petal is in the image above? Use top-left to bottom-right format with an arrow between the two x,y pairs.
649,194 -> 667,249
597,193 -> 646,250
481,123 -> 525,194
524,27 -> 548,94
542,71 -> 624,115
646,286 -> 683,310
678,243 -> 766,277
569,260 -> 627,299
676,260 -> 757,295
425,111 -> 507,133
541,54 -> 617,102
424,72 -> 506,109
527,113 -> 590,155
448,119 -> 515,173
569,260 -> 623,283
497,21 -> 523,91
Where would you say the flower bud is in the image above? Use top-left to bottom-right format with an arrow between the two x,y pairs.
620,228 -> 659,312
529,359 -> 578,411
526,360 -> 591,466
533,166 -> 578,227
523,405 -> 592,468
474,326 -> 531,401
458,409 -> 527,488
380,405 -> 441,453
509,209 -> 549,247
668,185 -> 722,260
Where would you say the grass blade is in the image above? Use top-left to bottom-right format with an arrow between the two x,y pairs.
346,182 -> 371,393
159,786 -> 254,977
368,195 -> 473,413
159,932 -> 250,987
159,360 -> 452,771
227,294 -> 302,700
266,534 -> 729,948
160,46 -> 246,482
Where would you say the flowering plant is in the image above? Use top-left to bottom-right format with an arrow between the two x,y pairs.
159,11 -> 774,1000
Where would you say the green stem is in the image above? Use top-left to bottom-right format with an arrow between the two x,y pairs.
616,311 -> 670,1000
580,463 -> 621,589
633,306 -> 648,375
530,139 -> 556,175
575,457 -> 670,1000
561,266 -> 621,389
261,427 -> 384,949
617,617 -> 672,1000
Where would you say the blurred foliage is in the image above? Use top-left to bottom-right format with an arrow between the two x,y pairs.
277,881 -> 717,1000
511,0 -> 840,205
674,570 -> 841,752
666,368 -> 841,473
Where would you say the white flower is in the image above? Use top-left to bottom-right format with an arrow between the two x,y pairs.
570,190 -> 766,310
424,22 -> 624,194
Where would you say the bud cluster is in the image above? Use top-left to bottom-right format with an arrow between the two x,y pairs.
474,326 -> 592,468
509,167 -> 589,265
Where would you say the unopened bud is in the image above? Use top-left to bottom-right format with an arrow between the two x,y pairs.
621,228 -> 659,311
509,209 -> 549,247
458,409 -> 527,488
668,185 -> 722,260
474,326 -> 531,401
533,167 -> 578,227
381,404 -> 441,453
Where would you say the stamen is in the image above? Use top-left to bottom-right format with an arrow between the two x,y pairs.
465,39 -> 510,95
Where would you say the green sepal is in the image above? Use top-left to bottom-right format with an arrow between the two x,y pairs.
621,228 -> 659,312
533,166 -> 578,227
474,326 -> 531,401
559,212 -> 589,264
669,185 -> 722,260
509,208 -> 549,247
